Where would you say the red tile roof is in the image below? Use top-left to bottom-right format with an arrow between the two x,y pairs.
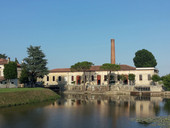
0,59 -> 8,65
0,59 -> 21,67
50,65 -> 136,73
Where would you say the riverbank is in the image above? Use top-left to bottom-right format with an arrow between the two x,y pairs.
0,88 -> 60,108
64,90 -> 170,97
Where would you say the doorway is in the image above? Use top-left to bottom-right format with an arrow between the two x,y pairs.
76,76 -> 81,85
97,75 -> 101,85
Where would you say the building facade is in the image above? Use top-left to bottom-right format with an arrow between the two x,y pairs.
41,66 -> 158,87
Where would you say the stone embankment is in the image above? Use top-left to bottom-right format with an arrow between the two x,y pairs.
64,85 -> 170,97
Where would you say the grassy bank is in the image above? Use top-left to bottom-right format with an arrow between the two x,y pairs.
0,88 -> 60,108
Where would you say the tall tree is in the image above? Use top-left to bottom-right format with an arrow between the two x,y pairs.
23,45 -> 48,87
71,61 -> 94,91
133,49 -> 157,67
3,62 -> 17,88
100,63 -> 120,90
19,67 -> 29,86
0,54 -> 7,59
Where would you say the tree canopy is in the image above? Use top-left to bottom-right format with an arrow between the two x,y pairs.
162,74 -> 170,91
4,62 -> 17,80
19,67 -> 29,84
152,74 -> 161,82
71,61 -> 94,90
133,49 -> 157,67
23,45 -> 48,86
100,63 -> 120,89
100,63 -> 120,71
0,54 -> 7,59
71,61 -> 94,72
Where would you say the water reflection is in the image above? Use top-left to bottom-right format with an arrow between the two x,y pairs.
0,94 -> 169,128
50,94 -> 163,118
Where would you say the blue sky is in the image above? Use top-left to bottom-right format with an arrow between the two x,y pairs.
0,0 -> 170,76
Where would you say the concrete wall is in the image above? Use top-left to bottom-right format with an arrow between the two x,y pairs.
0,79 -> 18,88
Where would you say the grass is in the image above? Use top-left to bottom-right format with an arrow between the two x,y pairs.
133,116 -> 170,127
0,88 -> 60,108
0,88 -> 44,93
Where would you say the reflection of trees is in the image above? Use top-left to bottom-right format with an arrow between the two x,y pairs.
163,99 -> 170,114
153,102 -> 160,116
0,102 -> 51,128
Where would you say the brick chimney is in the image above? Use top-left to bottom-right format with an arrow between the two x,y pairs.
111,39 -> 115,64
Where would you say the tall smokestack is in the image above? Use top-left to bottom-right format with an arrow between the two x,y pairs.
111,39 -> 115,64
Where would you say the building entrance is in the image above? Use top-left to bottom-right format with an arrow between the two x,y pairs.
76,76 -> 81,85
97,75 -> 101,85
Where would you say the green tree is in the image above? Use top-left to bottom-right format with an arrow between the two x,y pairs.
152,74 -> 160,83
0,54 -> 7,59
3,62 -> 17,87
133,49 -> 157,67
162,74 -> 170,91
23,45 -> 48,87
100,63 -> 120,90
128,74 -> 135,85
120,74 -> 127,84
71,61 -> 94,91
19,67 -> 29,85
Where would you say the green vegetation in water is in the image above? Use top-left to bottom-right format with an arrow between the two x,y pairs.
133,116 -> 170,128
0,88 -> 60,108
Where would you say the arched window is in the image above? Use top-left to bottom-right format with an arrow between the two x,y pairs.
53,76 -> 55,81
72,76 -> 74,81
148,74 -> 151,80
104,75 -> 107,81
139,75 -> 142,81
58,76 -> 62,81
91,75 -> 94,81
47,76 -> 49,81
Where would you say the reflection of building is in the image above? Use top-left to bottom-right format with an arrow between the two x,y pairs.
0,58 -> 21,87
41,39 -> 158,86
47,95 -> 163,119
135,97 -> 162,117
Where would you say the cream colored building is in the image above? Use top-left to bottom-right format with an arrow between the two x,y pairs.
42,65 -> 158,86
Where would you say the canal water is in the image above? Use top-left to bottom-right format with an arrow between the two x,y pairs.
0,94 -> 170,128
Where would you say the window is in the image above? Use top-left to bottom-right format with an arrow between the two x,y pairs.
58,76 -> 61,81
139,75 -> 142,81
91,75 -> 94,81
72,76 -> 74,81
104,75 -> 107,81
53,76 -> 55,81
118,75 -> 121,81
11,82 -> 14,84
47,76 -> 49,81
148,74 -> 151,80
85,75 -> 87,82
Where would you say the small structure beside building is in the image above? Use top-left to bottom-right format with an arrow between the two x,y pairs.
0,58 -> 21,88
